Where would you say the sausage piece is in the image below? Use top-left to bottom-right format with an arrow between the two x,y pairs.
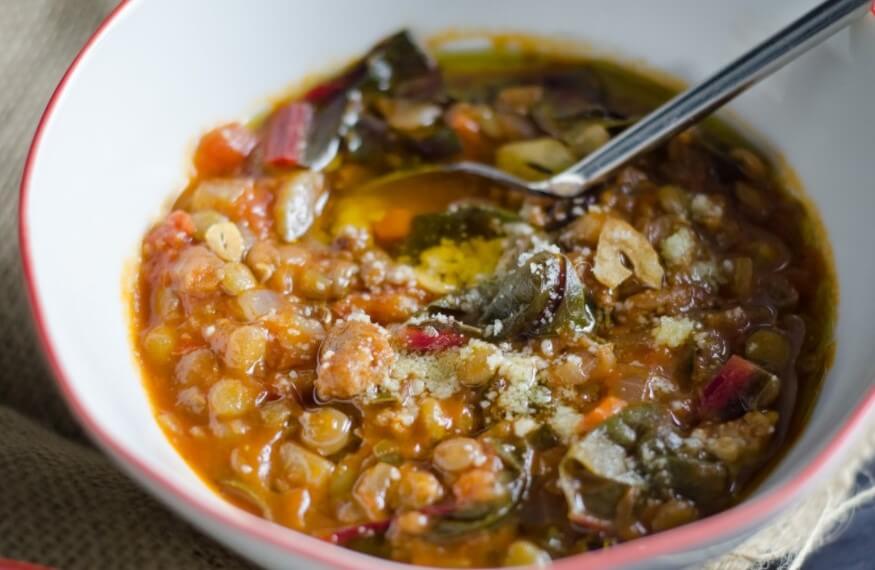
315,320 -> 395,401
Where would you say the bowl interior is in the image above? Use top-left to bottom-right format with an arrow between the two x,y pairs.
21,0 -> 875,568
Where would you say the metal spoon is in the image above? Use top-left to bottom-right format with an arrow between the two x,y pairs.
378,0 -> 870,198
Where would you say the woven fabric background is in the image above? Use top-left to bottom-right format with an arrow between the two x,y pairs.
1,2 -> 871,569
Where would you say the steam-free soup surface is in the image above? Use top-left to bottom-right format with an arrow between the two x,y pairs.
134,31 -> 833,567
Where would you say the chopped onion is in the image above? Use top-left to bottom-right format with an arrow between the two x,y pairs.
237,289 -> 283,321
593,217 -> 664,289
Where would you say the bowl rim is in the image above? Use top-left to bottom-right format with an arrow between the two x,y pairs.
17,1 -> 875,568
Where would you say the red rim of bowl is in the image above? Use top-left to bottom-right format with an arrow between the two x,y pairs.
0,560 -> 54,570
17,1 -> 875,569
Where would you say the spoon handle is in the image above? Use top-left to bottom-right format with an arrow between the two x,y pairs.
543,0 -> 871,197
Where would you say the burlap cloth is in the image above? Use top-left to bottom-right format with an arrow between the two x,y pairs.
1,2 -> 872,569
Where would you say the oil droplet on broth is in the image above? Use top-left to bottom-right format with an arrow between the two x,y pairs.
321,172 -> 514,236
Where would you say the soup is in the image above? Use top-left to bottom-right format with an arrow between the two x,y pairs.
132,31 -> 833,567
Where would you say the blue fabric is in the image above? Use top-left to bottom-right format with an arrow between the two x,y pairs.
804,469 -> 875,570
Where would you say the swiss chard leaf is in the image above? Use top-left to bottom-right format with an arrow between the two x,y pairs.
559,405 -> 735,531
427,439 -> 533,540
527,69 -> 638,153
531,70 -> 606,131
404,125 -> 463,160
699,355 -> 780,421
429,251 -> 596,340
365,31 -> 441,98
344,113 -> 401,167
296,30 -> 447,170
400,205 -> 518,260
303,92 -> 350,169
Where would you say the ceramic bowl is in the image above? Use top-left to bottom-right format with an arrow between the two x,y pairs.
19,0 -> 875,568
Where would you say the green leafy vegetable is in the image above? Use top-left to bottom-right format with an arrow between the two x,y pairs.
429,251 -> 596,340
405,125 -> 463,160
428,439 -> 533,539
303,92 -> 350,168
531,71 -> 611,134
344,113 -> 400,167
273,30 -> 438,170
315,29 -> 448,169
558,405 -> 732,532
527,69 -> 637,156
656,455 -> 728,507
365,31 -> 439,97
400,205 -> 518,260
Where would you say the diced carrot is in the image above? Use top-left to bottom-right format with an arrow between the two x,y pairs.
263,102 -> 314,168
193,123 -> 257,177
372,208 -> 414,242
579,396 -> 627,433
446,104 -> 492,161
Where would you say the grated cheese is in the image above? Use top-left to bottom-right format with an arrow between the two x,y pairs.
690,260 -> 724,287
481,352 -> 551,419
691,194 -> 724,225
652,316 -> 696,348
516,234 -> 561,266
660,227 -> 696,267
513,417 -> 540,437
549,405 -> 583,443
384,349 -> 464,401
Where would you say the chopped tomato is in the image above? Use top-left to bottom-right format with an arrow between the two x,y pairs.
193,123 -> 257,177
143,210 -> 195,256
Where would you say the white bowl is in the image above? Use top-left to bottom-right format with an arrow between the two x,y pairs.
19,0 -> 875,568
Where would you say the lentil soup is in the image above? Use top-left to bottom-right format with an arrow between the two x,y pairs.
133,31 -> 834,567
